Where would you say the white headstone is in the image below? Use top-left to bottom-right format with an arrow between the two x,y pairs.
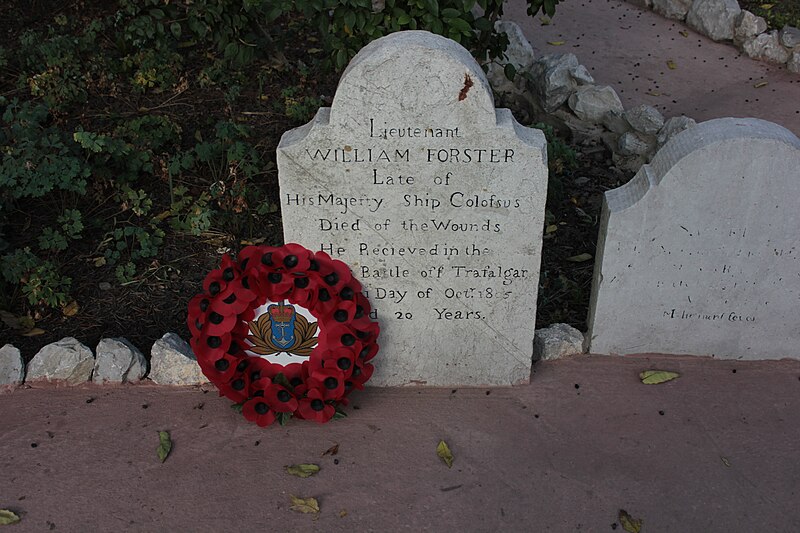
588,118 -> 800,360
278,31 -> 548,386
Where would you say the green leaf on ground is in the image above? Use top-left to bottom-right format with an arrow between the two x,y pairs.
639,370 -> 680,385
231,403 -> 243,413
157,430 -> 172,463
0,509 -> 20,525
618,509 -> 642,533
437,440 -> 454,468
289,495 -> 320,515
285,464 -> 320,478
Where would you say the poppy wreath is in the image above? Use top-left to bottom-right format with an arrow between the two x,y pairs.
187,243 -> 379,426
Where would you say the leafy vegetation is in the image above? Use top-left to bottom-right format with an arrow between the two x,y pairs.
739,1 -> 800,30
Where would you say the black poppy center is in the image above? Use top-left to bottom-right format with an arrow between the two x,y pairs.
340,287 -> 354,300
355,305 -> 364,318
261,252 -> 273,266
209,312 -> 223,324
268,272 -> 282,283
232,378 -> 245,391
209,282 -> 221,296
309,259 -> 319,271
318,288 -> 331,302
242,277 -> 250,289
337,357 -> 351,370
294,277 -> 309,289
255,402 -> 269,415
324,377 -> 338,390
214,359 -> 229,371
223,267 -> 234,281
223,293 -> 237,304
290,377 -> 303,387
194,319 -> 203,330
311,399 -> 324,411
283,254 -> 298,268
334,309 -> 348,322
207,336 -> 221,348
228,341 -> 240,355
341,333 -> 356,346
199,299 -> 210,312
236,360 -> 248,372
240,258 -> 250,270
359,346 -> 371,358
353,367 -> 362,377
251,371 -> 261,381
324,272 -> 339,286
277,390 -> 291,402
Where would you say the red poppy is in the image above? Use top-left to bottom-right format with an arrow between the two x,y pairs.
197,352 -> 239,383
272,243 -> 313,273
215,366 -> 251,404
263,383 -> 299,413
242,397 -> 277,427
315,254 -> 353,292
309,367 -> 345,400
210,284 -> 251,316
310,346 -> 356,379
298,389 -> 335,423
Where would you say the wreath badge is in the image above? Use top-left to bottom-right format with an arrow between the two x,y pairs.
187,243 -> 380,426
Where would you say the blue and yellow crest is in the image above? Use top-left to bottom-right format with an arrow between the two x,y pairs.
247,302 -> 318,357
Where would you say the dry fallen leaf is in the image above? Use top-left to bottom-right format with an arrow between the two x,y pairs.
0,509 -> 21,525
285,464 -> 321,478
157,430 -> 172,463
721,456 -> 732,467
639,370 -> 680,385
619,509 -> 642,533
21,328 -> 46,337
540,16 -> 551,25
545,224 -> 558,234
93,256 -> 107,267
754,81 -> 768,88
339,510 -> 348,518
666,59 -> 677,70
679,30 -> 688,37
646,91 -> 662,96
289,495 -> 320,515
547,40 -> 565,46
566,253 -> 593,262
760,3 -> 773,9
62,301 -> 79,317
322,443 -> 339,457
437,440 -> 454,468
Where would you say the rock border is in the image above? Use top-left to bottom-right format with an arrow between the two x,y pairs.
628,0 -> 800,74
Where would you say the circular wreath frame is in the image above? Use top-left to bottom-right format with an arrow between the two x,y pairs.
187,243 -> 379,426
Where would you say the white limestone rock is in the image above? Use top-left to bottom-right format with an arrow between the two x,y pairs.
533,323 -> 585,361
687,0 -> 741,42
93,338 -> 147,383
618,131 -> 656,156
0,344 -> 25,386
652,0 -> 693,21
779,26 -> 800,50
657,115 -> 697,150
743,31 -> 791,64
149,332 -> 207,385
733,11 -> 768,46
568,85 -> 624,124
624,104 -> 665,135
552,108 -> 606,143
612,151 -> 647,173
602,110 -> 632,134
530,53 -> 594,112
487,21 -> 536,97
27,337 -> 94,384
788,51 -> 800,74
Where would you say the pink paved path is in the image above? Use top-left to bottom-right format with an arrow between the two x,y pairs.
2,355 -> 799,531
506,0 -> 800,135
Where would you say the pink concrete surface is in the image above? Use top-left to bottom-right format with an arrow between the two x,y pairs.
2,355 -> 799,531
505,0 -> 800,135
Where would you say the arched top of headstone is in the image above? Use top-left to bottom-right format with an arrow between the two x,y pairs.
330,31 -> 495,128
605,118 -> 800,213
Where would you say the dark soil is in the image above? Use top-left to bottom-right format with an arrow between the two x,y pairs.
0,1 -> 630,361
739,1 -> 800,30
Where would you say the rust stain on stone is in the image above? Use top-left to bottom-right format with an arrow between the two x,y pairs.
458,73 -> 473,101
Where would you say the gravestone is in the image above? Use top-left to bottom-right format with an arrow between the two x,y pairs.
588,118 -> 800,360
278,31 -> 548,386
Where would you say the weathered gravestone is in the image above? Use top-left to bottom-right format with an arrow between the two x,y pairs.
278,31 -> 548,386
588,118 -> 800,360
